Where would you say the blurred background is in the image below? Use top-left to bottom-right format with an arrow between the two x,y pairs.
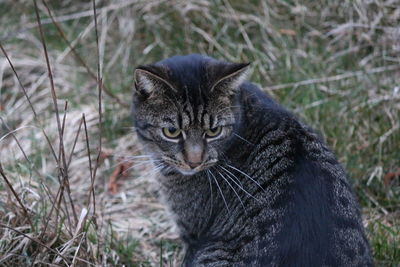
0,0 -> 399,265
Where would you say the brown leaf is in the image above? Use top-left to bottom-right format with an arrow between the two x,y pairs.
279,29 -> 296,36
107,158 -> 133,194
383,168 -> 400,186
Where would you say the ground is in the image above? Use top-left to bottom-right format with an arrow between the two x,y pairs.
0,0 -> 399,266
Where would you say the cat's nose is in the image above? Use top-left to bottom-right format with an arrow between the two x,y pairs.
184,142 -> 204,168
187,161 -> 202,169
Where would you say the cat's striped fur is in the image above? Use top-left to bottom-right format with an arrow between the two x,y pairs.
132,54 -> 372,266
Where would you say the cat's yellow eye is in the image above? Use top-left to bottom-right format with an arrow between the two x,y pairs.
205,126 -> 222,138
162,127 -> 182,139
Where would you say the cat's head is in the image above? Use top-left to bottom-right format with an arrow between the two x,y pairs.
132,54 -> 249,176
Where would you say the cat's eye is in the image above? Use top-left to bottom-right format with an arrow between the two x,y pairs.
205,126 -> 222,138
162,127 -> 182,139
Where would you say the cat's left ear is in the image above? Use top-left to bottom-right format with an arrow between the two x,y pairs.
210,62 -> 250,95
134,64 -> 175,97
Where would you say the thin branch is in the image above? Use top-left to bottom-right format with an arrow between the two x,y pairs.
0,43 -> 37,117
34,0 -> 62,140
82,114 -> 94,206
90,0 -> 102,219
59,102 -> 78,224
67,118 -> 84,169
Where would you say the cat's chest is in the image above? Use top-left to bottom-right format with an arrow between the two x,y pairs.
159,173 -> 231,239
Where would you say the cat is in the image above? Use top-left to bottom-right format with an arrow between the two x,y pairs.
131,54 -> 372,266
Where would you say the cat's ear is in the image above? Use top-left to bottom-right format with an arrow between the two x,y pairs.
210,62 -> 250,95
134,65 -> 175,97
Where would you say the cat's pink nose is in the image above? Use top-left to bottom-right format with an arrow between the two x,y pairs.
184,142 -> 204,168
188,161 -> 202,169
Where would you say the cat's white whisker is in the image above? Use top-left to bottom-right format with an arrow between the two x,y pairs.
109,158 -> 161,170
208,170 -> 230,215
206,171 -> 214,218
226,164 -> 266,193
219,166 -> 260,203
216,169 -> 246,212
233,133 -> 254,145
124,155 -> 154,159
121,160 -> 162,175
219,165 -> 243,186
145,163 -> 165,177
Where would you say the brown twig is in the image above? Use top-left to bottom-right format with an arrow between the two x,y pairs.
89,0 -> 102,219
67,118 -> 84,169
34,0 -> 62,140
59,102 -> 78,224
82,114 -> 94,205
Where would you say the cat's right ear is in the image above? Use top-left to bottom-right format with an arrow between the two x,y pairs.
209,62 -> 250,95
134,65 -> 175,97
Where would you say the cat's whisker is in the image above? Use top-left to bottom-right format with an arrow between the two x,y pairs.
103,150 -> 151,160
216,169 -> 246,212
121,160 -> 163,175
118,157 -> 155,165
105,145 -> 148,156
208,170 -> 230,215
219,166 -> 243,186
226,164 -> 266,193
124,126 -> 140,131
233,133 -> 254,145
219,166 -> 260,203
109,158 -> 161,170
123,155 -> 154,159
114,157 -> 154,165
206,170 -> 214,217
144,163 -> 166,177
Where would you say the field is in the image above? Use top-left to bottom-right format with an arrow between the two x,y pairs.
0,0 -> 399,266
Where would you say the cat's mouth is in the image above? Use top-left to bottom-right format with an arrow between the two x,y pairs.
162,156 -> 217,176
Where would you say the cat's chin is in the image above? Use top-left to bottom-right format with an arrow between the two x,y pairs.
177,169 -> 199,176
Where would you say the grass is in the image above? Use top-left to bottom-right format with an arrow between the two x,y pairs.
0,0 -> 399,266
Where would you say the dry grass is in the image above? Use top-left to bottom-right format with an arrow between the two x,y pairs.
0,0 -> 399,266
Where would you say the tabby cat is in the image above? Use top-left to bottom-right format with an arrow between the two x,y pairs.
131,54 -> 372,266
